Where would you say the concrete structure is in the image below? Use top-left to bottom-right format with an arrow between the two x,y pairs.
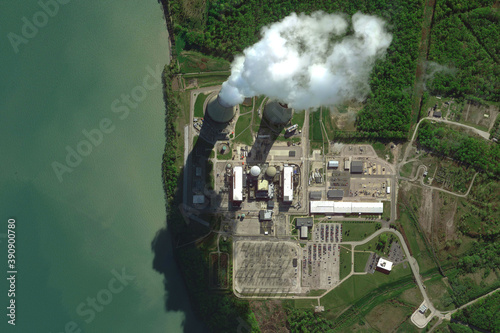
309,191 -> 322,200
295,217 -> 313,227
351,161 -> 363,174
376,258 -> 393,274
310,201 -> 383,214
257,179 -> 269,191
264,101 -> 293,125
283,166 -> 294,202
266,166 -> 277,178
328,160 -> 339,168
296,218 -> 312,239
232,166 -> 243,202
206,95 -> 235,123
259,210 -> 272,221
250,165 -> 261,177
193,195 -> 205,204
344,159 -> 350,170
300,226 -> 308,239
419,304 -> 428,314
327,189 -> 343,200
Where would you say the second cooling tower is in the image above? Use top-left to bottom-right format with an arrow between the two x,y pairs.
264,101 -> 293,126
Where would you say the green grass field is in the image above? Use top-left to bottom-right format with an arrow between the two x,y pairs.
194,92 -> 210,118
309,110 -> 323,141
424,276 -> 455,311
321,264 -> 413,313
233,113 -> 253,145
341,222 -> 379,242
356,232 -> 392,256
339,245 -> 352,280
177,50 -> 230,73
294,298 -> 317,309
382,201 -> 391,221
291,110 -> 305,129
354,252 -> 371,273
398,209 -> 437,274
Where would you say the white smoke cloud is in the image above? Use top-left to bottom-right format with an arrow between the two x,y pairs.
219,12 -> 392,109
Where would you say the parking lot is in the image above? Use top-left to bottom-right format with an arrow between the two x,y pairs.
301,223 -> 342,289
301,242 -> 340,289
234,241 -> 300,294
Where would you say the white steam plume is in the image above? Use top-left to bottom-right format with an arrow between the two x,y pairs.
219,12 -> 392,109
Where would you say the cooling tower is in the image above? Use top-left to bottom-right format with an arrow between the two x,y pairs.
263,101 -> 293,125
206,94 -> 235,123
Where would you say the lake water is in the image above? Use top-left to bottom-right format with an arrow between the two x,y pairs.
0,1 -> 203,332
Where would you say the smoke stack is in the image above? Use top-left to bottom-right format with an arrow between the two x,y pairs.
206,94 -> 235,123
219,12 -> 392,109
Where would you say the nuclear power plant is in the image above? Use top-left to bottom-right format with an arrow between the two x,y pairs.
263,101 -> 293,126
206,94 -> 235,123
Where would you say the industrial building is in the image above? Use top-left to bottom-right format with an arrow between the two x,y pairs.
350,161 -> 363,174
259,210 -> 273,221
309,191 -> 322,200
376,258 -> 393,274
206,94 -> 235,123
264,101 -> 293,125
310,201 -> 383,214
232,166 -> 243,202
327,189 -> 343,200
328,160 -> 339,168
282,166 -> 294,202
295,217 -> 313,239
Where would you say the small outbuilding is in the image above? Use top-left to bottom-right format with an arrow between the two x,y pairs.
328,160 -> 339,168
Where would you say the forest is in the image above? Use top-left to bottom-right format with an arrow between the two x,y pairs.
417,121 -> 500,176
169,0 -> 425,139
427,0 -> 499,102
452,291 -> 500,332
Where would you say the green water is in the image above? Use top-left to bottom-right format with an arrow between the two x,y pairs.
0,1 -> 203,332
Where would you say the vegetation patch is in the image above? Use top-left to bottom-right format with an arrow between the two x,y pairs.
341,222 -> 380,242
339,245 -> 352,280
354,252 -> 371,273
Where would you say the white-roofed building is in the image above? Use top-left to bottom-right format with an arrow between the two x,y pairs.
334,202 -> 352,213
310,201 -> 334,214
283,166 -> 293,202
351,202 -> 384,214
376,258 -> 393,274
310,201 -> 383,214
232,166 -> 243,202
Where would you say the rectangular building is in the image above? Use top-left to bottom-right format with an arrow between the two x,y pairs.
283,166 -> 294,202
300,226 -> 308,239
310,201 -> 383,214
232,166 -> 243,202
327,189 -> 343,200
309,191 -> 322,200
351,161 -> 363,174
328,160 -> 339,168
376,258 -> 393,274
